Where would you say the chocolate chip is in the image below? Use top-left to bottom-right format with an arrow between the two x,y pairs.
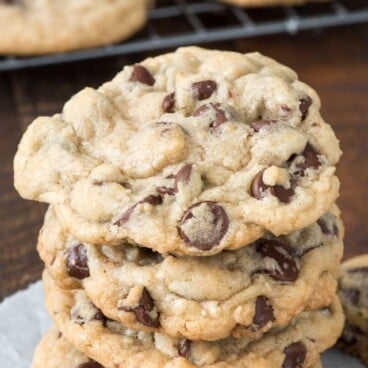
77,362 -> 103,368
251,170 -> 294,204
296,143 -> 320,173
175,164 -> 193,185
317,218 -> 330,235
130,64 -> 155,86
66,244 -> 89,279
253,296 -> 275,330
193,103 -> 227,131
250,120 -> 276,132
157,164 -> 193,196
156,186 -> 176,195
94,310 -> 107,326
299,96 -> 312,120
115,195 -> 163,225
317,218 -> 338,236
192,80 -> 217,100
282,342 -> 306,368
0,0 -> 15,4
178,201 -> 229,251
162,92 -> 175,113
178,339 -> 192,359
255,240 -> 299,282
121,288 -> 160,328
138,247 -> 163,265
341,288 -> 360,305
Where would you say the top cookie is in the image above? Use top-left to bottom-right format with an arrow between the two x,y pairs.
14,47 -> 341,255
0,0 -> 148,55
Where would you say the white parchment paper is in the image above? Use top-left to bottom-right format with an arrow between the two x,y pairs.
0,282 -> 364,368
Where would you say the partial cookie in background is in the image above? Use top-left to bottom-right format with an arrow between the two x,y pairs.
39,206 -> 343,341
43,270 -> 344,368
14,47 -> 341,255
216,0 -> 323,7
0,0 -> 148,55
337,255 -> 368,365
32,326 -> 324,368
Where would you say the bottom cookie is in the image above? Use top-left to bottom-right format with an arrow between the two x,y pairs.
33,327 -> 324,368
43,270 -> 343,368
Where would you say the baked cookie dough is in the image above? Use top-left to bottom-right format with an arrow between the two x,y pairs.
39,206 -> 343,341
337,255 -> 368,365
0,0 -> 148,55
43,270 -> 344,368
32,327 -> 324,368
14,47 -> 341,255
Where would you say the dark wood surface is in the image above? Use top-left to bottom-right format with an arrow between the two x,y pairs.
0,24 -> 367,301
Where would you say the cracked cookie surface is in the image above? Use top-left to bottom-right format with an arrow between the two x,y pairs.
0,0 -> 148,55
39,206 -> 343,341
15,47 -> 341,255
43,270 -> 344,368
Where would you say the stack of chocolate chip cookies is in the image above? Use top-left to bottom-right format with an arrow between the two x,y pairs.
14,47 -> 345,368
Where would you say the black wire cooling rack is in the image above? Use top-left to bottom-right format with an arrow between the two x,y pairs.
0,0 -> 367,71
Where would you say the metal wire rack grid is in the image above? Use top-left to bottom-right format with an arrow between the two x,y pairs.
0,0 -> 367,71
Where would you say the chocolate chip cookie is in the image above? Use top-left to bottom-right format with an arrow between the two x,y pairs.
42,270 -> 344,368
33,327 -> 103,368
39,206 -> 343,341
0,0 -> 148,55
33,326 -> 324,368
14,47 -> 341,255
337,255 -> 368,365
217,0 -> 320,7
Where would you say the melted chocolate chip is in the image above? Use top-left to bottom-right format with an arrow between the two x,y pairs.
255,240 -> 299,282
121,288 -> 160,328
77,362 -> 103,368
299,96 -> 312,120
194,103 -> 227,131
130,64 -> 155,86
317,218 -> 338,237
138,247 -> 163,265
192,80 -> 217,100
341,288 -> 360,305
296,143 -> 321,173
175,164 -> 193,185
253,296 -> 275,330
178,201 -> 229,251
250,120 -> 276,132
94,310 -> 107,326
178,339 -> 192,359
115,195 -> 163,225
0,0 -> 15,4
156,186 -> 176,195
66,244 -> 90,279
162,92 -> 175,113
157,164 -> 193,196
251,170 -> 294,204
282,342 -> 306,368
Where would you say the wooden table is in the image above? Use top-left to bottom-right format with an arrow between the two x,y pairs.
0,24 -> 367,301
